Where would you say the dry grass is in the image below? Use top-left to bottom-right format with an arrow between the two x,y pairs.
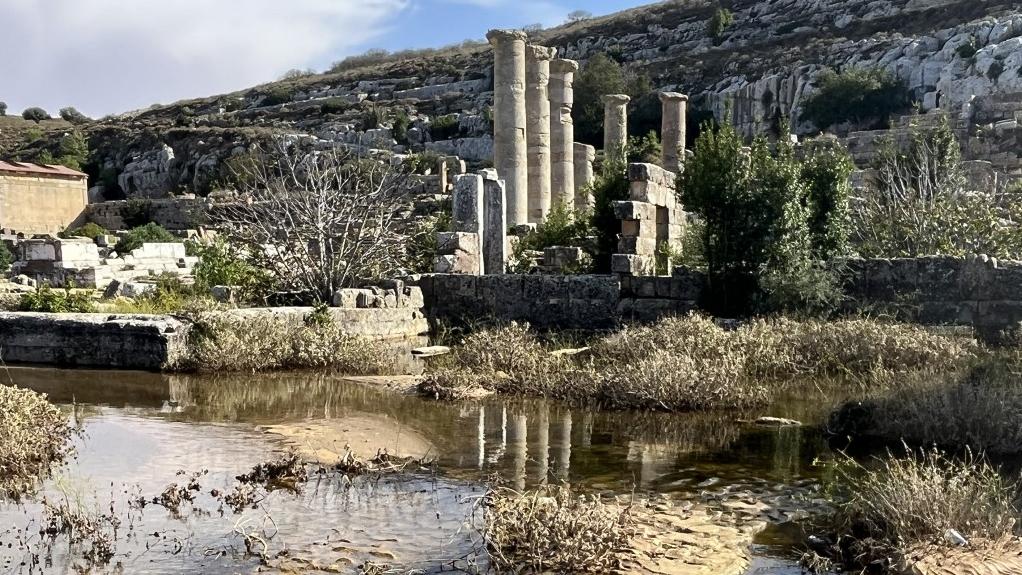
807,446 -> 1022,574
0,385 -> 75,499
176,313 -> 394,373
483,486 -> 634,573
421,315 -> 978,411
830,362 -> 1022,454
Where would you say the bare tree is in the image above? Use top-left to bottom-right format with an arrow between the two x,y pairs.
217,139 -> 411,302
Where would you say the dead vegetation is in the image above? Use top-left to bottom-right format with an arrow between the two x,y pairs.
830,360 -> 1022,454
0,385 -> 76,499
420,315 -> 978,411
483,486 -> 634,573
177,312 -> 395,373
806,447 -> 1022,572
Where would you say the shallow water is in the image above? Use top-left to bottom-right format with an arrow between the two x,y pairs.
0,365 -> 845,574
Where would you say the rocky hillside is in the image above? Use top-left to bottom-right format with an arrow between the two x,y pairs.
3,0 -> 1020,199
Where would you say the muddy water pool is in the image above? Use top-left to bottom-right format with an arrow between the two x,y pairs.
0,366 -> 844,573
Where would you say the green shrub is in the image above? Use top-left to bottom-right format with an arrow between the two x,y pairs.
191,238 -> 272,301
988,61 -> 1005,81
587,160 -> 630,272
22,107 -> 51,123
114,223 -> 178,255
0,102 -> 6,116
708,7 -> 734,44
801,68 -> 912,130
122,198 -> 153,228
0,243 -> 12,273
802,140 -> 854,260
20,285 -> 96,313
59,222 -> 109,240
261,86 -> 294,106
58,107 -> 90,124
429,115 -> 461,141
392,109 -> 411,145
681,119 -> 850,314
956,40 -> 978,59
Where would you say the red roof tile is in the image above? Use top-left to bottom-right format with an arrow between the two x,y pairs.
0,160 -> 86,179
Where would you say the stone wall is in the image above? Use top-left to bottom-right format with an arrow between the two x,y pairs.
413,270 -> 706,329
0,305 -> 429,371
841,255 -> 1022,341
0,312 -> 190,370
0,173 -> 88,235
84,197 -> 212,231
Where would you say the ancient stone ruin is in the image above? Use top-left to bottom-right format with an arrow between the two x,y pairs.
437,30 -> 690,278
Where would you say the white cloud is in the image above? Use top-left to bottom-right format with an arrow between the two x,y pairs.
0,0 -> 409,117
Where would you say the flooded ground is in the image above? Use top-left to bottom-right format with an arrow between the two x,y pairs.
0,365 -> 846,574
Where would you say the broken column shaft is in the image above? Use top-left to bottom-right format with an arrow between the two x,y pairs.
487,29 -> 529,227
526,45 -> 556,224
573,142 -> 596,211
602,94 -> 631,165
549,58 -> 579,212
660,92 -> 688,174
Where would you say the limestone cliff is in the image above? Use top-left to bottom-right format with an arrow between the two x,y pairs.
4,0 -> 1020,198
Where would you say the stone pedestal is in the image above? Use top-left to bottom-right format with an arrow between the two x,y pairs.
573,143 -> 596,211
442,173 -> 485,275
481,171 -> 508,275
549,58 -> 579,212
660,92 -> 688,174
603,94 -> 631,164
487,29 -> 529,227
526,45 -> 556,224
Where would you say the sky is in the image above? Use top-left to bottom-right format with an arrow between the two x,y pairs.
0,0 -> 644,118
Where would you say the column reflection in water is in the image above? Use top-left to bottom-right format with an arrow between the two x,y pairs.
477,406 -> 486,469
536,405 -> 549,485
555,411 -> 572,481
510,414 -> 528,491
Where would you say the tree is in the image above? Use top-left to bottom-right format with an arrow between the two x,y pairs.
216,140 -> 413,302
572,53 -> 653,147
681,118 -> 847,314
55,131 -> 89,170
801,68 -> 912,131
708,8 -> 734,45
802,139 -> 854,260
566,10 -> 593,23
59,107 -> 90,124
21,107 -> 51,123
0,102 -> 6,116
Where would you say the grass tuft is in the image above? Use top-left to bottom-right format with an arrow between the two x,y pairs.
483,486 -> 633,573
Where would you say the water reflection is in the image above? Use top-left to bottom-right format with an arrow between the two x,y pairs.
5,367 -> 839,495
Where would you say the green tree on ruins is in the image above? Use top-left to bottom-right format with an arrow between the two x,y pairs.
572,53 -> 653,148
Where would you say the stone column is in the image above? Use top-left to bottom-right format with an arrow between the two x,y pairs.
487,29 -> 529,227
549,58 -> 579,211
573,143 -> 596,211
481,170 -> 508,275
526,45 -> 556,224
603,94 -> 631,164
660,92 -> 688,174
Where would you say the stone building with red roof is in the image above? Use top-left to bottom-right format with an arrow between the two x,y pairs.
0,160 -> 88,234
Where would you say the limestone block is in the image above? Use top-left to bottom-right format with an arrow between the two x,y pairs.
404,286 -> 425,309
630,276 -> 658,297
482,176 -> 508,275
612,254 -> 655,276
56,240 -> 101,263
613,201 -> 658,221
618,236 -> 658,255
332,288 -> 365,308
452,174 -> 485,236
435,232 -> 482,275
22,241 -> 56,261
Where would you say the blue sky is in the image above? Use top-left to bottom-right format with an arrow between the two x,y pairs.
0,0 -> 646,118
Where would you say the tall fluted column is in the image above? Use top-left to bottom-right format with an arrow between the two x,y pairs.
603,94 -> 630,164
526,45 -> 556,224
487,29 -> 529,226
573,143 -> 595,211
549,58 -> 579,211
660,92 -> 688,174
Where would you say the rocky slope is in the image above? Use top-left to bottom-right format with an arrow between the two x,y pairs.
4,0 -> 1020,199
